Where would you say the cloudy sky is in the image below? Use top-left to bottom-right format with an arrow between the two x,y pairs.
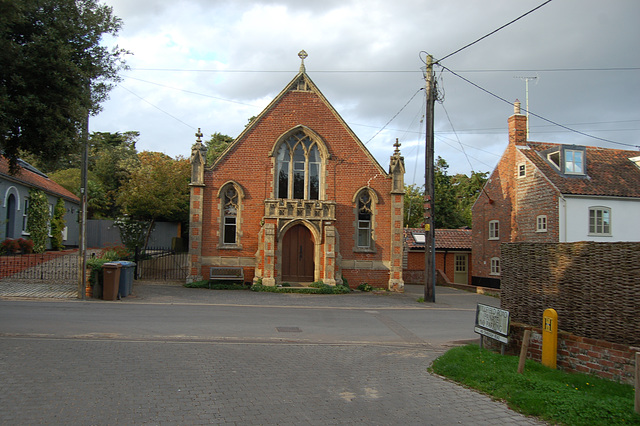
93,0 -> 640,185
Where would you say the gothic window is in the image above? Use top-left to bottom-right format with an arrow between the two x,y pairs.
353,188 -> 377,252
218,182 -> 244,248
275,130 -> 323,200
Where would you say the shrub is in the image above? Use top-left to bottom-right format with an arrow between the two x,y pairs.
357,283 -> 373,292
50,198 -> 66,251
1,239 -> 20,254
26,188 -> 49,253
17,238 -> 34,253
99,245 -> 131,261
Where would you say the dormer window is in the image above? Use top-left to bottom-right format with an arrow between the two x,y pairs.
541,145 -> 586,176
547,151 -> 560,169
564,149 -> 584,175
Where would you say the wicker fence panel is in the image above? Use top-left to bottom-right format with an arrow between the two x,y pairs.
501,242 -> 640,346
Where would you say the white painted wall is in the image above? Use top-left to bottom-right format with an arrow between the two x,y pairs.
558,195 -> 640,242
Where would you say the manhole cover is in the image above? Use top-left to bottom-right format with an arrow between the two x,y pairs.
276,327 -> 302,333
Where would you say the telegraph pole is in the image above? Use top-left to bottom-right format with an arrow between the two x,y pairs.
78,90 -> 89,299
423,55 -> 436,303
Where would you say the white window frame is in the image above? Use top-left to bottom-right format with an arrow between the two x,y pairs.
536,215 -> 547,233
489,220 -> 499,240
490,257 -> 500,275
588,207 -> 611,236
564,149 -> 585,175
21,198 -> 29,234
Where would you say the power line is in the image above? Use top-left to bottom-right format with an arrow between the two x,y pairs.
123,75 -> 261,107
436,0 -> 554,63
127,66 -> 640,73
118,85 -> 197,131
438,64 -> 638,149
363,88 -> 424,145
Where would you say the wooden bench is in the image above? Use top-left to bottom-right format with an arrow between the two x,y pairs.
209,267 -> 244,285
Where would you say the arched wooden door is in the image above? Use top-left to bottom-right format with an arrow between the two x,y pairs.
282,224 -> 314,282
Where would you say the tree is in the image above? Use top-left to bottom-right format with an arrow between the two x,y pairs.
25,188 -> 49,253
205,132 -> 233,165
434,157 -> 465,229
451,170 -> 488,226
50,198 -> 66,250
90,131 -> 139,217
403,157 -> 489,229
48,168 -> 109,218
116,152 -> 191,241
0,0 -> 127,172
404,183 -> 425,228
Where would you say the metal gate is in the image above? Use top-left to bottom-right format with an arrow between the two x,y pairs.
0,250 -> 79,284
135,247 -> 188,281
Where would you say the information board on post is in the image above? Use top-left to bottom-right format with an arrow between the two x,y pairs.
474,304 -> 510,344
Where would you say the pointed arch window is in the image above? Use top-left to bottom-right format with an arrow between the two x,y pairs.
275,131 -> 323,200
218,182 -> 244,248
353,188 -> 377,252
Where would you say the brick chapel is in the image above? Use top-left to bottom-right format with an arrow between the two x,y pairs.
187,52 -> 405,291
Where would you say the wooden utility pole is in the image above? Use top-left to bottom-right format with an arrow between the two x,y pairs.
424,55 -> 436,303
77,107 -> 89,299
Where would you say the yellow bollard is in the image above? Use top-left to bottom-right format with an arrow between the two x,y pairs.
541,308 -> 558,369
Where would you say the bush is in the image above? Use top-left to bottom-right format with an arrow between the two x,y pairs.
0,238 -> 34,254
17,238 -> 34,253
99,245 -> 131,261
184,280 -> 248,290
1,239 -> 20,254
251,283 -> 351,294
357,283 -> 373,292
50,198 -> 66,251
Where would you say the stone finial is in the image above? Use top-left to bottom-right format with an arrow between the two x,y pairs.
514,99 -> 521,115
393,138 -> 401,155
195,128 -> 203,143
298,50 -> 308,72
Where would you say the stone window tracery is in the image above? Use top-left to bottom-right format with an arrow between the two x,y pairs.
275,130 -> 323,200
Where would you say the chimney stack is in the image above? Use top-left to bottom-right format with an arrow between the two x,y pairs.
508,99 -> 527,146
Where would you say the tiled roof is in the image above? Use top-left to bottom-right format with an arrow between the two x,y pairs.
0,156 -> 80,203
403,228 -> 472,250
520,143 -> 640,198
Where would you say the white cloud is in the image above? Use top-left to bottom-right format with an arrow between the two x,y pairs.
93,0 -> 640,184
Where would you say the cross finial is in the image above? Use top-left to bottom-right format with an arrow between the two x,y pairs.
298,50 -> 308,72
195,128 -> 203,143
393,138 -> 401,154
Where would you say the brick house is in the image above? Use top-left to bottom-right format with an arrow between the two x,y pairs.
472,101 -> 640,287
1,155 -> 80,246
187,54 -> 405,290
403,228 -> 472,286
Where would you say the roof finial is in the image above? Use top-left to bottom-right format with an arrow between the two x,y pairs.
195,128 -> 203,143
394,138 -> 401,155
298,50 -> 308,72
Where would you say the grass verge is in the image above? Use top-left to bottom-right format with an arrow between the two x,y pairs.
430,345 -> 639,426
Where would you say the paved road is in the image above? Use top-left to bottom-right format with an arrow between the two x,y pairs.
0,283 -> 543,425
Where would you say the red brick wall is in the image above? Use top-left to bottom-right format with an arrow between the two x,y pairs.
502,324 -> 637,385
198,88 -> 395,287
404,250 -> 471,285
472,112 -> 560,280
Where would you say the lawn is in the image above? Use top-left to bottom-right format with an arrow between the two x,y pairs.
430,345 -> 640,426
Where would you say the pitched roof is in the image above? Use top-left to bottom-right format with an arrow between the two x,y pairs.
404,228 -> 472,251
0,156 -> 80,203
209,67 -> 387,175
519,142 -> 640,198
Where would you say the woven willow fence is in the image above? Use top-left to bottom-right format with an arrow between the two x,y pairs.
501,242 -> 640,347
